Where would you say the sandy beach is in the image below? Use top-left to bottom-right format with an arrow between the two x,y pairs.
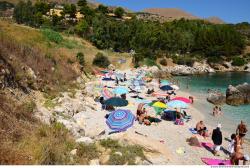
86,67 -> 250,165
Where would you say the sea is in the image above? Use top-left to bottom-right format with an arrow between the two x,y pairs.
174,72 -> 250,139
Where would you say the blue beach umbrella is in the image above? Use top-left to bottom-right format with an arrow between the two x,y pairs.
160,85 -> 173,91
106,109 -> 135,131
113,87 -> 128,95
161,80 -> 170,86
104,97 -> 128,107
167,100 -> 188,109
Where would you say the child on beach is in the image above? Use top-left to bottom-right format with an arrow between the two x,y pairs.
228,133 -> 236,157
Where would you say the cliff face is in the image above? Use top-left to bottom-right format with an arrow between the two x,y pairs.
226,83 -> 250,106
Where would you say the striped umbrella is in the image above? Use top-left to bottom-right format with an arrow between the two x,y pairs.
106,109 -> 135,131
167,100 -> 188,109
172,97 -> 191,104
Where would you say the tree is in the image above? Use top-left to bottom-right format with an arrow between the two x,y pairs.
114,7 -> 124,18
93,52 -> 110,68
34,1 -> 49,15
13,0 -> 34,25
96,4 -> 108,14
63,3 -> 76,18
75,20 -> 89,36
77,0 -> 87,7
76,52 -> 85,66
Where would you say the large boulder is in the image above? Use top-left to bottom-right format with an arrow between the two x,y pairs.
226,83 -> 250,106
207,92 -> 226,105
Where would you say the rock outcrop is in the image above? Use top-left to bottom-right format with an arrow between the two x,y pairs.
207,92 -> 226,105
226,83 -> 250,106
163,62 -> 215,76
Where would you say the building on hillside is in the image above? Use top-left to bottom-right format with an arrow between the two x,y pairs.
76,12 -> 84,21
48,8 -> 63,17
107,13 -> 115,17
122,16 -> 132,20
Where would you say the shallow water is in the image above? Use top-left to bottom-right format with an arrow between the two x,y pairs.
174,72 -> 250,139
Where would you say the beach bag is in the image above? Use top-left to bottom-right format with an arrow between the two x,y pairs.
175,119 -> 184,125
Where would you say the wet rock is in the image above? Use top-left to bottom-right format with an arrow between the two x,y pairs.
226,83 -> 250,106
207,92 -> 226,105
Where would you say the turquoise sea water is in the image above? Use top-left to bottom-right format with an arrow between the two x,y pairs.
175,72 -> 250,138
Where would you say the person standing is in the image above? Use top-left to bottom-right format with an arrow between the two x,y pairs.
236,121 -> 248,145
212,124 -> 223,156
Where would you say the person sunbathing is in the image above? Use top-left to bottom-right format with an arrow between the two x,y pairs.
136,108 -> 149,125
195,121 -> 209,137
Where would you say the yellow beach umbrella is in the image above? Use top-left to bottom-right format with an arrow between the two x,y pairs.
152,101 -> 167,109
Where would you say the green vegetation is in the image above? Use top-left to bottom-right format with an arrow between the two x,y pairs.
77,143 -> 99,161
93,52 -> 110,68
114,7 -> 125,18
41,29 -> 63,44
207,56 -> 224,64
76,52 -> 85,66
232,57 -> 247,66
0,1 -> 14,11
100,138 -> 145,165
10,0 -> 250,67
159,58 -> 167,66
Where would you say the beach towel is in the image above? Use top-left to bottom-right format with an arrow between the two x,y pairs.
201,158 -> 231,165
189,128 -> 198,134
200,142 -> 214,148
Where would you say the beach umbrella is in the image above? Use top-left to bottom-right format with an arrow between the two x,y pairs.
160,80 -> 170,86
101,88 -> 113,100
101,70 -> 109,74
104,97 -> 128,107
113,87 -> 128,95
171,85 -> 180,90
167,100 -> 188,109
172,97 -> 191,104
152,101 -> 167,109
102,77 -> 114,81
106,109 -> 135,131
160,85 -> 173,91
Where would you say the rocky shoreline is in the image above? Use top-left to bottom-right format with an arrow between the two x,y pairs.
159,61 -> 250,76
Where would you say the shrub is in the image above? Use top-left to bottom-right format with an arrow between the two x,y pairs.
41,29 -> 63,44
144,58 -> 157,67
159,58 -> 167,66
76,143 -> 99,161
173,57 -> 195,66
207,56 -> 223,64
76,52 -> 85,66
232,57 -> 247,66
92,52 -> 110,68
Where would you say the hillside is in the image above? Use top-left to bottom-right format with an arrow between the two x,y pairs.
142,8 -> 224,24
143,8 -> 198,21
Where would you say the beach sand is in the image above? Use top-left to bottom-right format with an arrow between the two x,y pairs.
86,69 -> 250,165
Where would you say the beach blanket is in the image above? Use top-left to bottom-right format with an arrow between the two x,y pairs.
200,142 -> 214,148
189,128 -> 198,134
152,92 -> 169,97
201,158 -> 231,165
